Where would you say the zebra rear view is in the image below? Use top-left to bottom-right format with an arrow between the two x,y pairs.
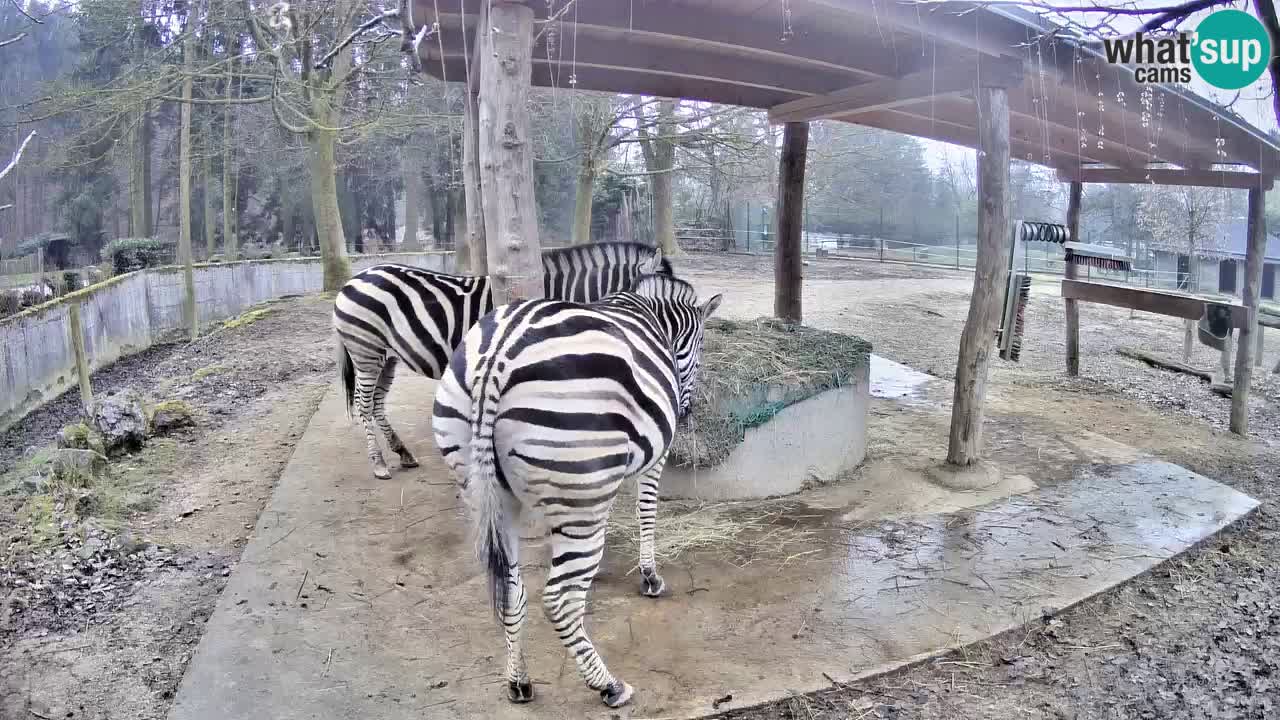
332,242 -> 669,479
431,274 -> 722,708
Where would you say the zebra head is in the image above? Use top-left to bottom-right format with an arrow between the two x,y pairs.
636,247 -> 673,278
631,274 -> 723,419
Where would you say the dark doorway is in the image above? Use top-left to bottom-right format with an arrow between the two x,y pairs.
1264,263 -> 1276,299
1218,259 -> 1238,294
1177,254 -> 1191,290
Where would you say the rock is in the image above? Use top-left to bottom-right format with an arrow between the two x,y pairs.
51,449 -> 109,488
57,421 -> 108,456
151,400 -> 197,435
90,390 -> 148,456
20,475 -> 49,494
73,490 -> 103,517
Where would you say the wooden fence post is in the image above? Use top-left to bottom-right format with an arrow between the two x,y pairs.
478,1 -> 542,303
1064,181 -> 1082,376
1230,184 -> 1266,434
947,84 -> 1012,466
68,304 -> 93,410
461,0 -> 487,275
774,121 -> 809,324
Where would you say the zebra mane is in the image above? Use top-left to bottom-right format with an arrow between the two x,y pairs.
541,241 -> 660,262
631,273 -> 698,303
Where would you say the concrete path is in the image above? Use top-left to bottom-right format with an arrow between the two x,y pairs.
167,370 -> 1258,720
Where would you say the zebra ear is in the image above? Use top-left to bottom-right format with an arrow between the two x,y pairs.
700,293 -> 723,319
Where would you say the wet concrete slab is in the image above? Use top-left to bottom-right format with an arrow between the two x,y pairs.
167,375 -> 1259,720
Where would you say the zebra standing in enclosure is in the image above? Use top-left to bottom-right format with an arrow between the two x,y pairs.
431,274 -> 722,708
332,242 -> 670,479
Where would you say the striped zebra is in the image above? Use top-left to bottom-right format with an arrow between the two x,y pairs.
431,274 -> 722,708
332,242 -> 670,480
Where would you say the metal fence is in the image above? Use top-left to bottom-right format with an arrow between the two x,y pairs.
677,225 -> 1198,292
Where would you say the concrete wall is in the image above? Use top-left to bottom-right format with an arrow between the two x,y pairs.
0,252 -> 455,431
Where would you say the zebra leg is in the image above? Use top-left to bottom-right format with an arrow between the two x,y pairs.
543,521 -> 633,708
636,459 -> 667,597
352,363 -> 391,480
372,357 -> 418,468
503,564 -> 533,703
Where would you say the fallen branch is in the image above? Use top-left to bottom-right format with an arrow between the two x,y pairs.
0,130 -> 36,182
0,31 -> 27,48
1210,383 -> 1232,398
1117,347 -> 1213,382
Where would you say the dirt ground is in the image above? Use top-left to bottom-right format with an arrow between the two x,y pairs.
2,254 -> 1278,720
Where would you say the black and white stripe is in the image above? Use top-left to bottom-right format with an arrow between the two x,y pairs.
430,274 -> 722,708
332,242 -> 669,479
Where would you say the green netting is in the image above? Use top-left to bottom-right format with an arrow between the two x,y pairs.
669,317 -> 872,468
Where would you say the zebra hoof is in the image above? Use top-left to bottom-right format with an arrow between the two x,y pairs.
399,453 -> 419,469
600,680 -> 633,708
506,679 -> 534,704
372,465 -> 391,480
640,572 -> 665,598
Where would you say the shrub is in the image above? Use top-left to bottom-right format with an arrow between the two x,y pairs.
101,237 -> 174,274
61,270 -> 83,292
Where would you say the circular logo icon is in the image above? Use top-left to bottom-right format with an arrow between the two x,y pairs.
1192,9 -> 1272,90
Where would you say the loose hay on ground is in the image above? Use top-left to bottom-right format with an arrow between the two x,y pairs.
670,317 -> 871,469
605,499 -> 822,569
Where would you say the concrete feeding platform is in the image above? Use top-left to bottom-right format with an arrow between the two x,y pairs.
167,363 -> 1258,720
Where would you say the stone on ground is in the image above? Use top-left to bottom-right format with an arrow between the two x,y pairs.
51,448 -> 108,488
57,421 -> 108,456
90,390 -> 148,456
151,400 -> 197,434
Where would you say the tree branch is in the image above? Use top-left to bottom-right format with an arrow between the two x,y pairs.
0,130 -> 36,182
315,9 -> 401,69
9,0 -> 42,24
0,32 -> 26,48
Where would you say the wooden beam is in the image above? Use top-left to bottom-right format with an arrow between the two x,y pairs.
774,121 -> 808,324
1056,167 -> 1274,190
768,56 -> 1021,124
1061,279 -> 1249,327
424,53 -> 807,109
478,2 -> 541,303
1231,186 -> 1266,435
419,1 -> 912,79
948,85 -> 1011,467
1064,182 -> 1082,377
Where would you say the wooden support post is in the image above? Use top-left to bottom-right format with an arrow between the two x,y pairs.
461,0 -> 487,275
774,121 -> 809,324
478,1 -> 541,303
1064,181 -> 1082,376
67,304 -> 93,410
1230,185 -> 1266,435
1220,331 -> 1233,380
1257,326 -> 1265,367
947,85 -> 1010,466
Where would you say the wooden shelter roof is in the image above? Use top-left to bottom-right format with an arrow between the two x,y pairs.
412,0 -> 1280,183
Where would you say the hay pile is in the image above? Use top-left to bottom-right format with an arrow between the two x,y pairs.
670,316 -> 871,468
604,499 -> 822,568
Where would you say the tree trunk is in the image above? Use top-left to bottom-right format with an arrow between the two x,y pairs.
947,86 -> 1011,466
430,183 -> 445,246
222,60 -> 237,260
130,103 -> 152,238
774,121 -> 808,324
572,161 -> 595,244
451,184 -> 467,269
202,119 -> 216,258
1064,181 -> 1082,376
1231,185 -> 1267,435
478,2 -> 541,303
461,2 -> 488,275
178,35 -> 197,340
444,184 -> 456,247
308,128 -> 351,291
401,153 -> 421,249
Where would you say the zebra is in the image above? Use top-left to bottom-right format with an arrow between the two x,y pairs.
430,273 -> 722,708
332,241 -> 670,480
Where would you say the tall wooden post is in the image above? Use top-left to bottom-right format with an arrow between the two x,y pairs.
1064,181 -> 1082,376
947,85 -> 1011,466
1230,184 -> 1266,434
774,121 -> 809,324
67,304 -> 93,410
478,1 -> 541,303
461,0 -> 487,275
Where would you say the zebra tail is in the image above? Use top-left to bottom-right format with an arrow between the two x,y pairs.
338,340 -> 355,419
470,373 -> 511,624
